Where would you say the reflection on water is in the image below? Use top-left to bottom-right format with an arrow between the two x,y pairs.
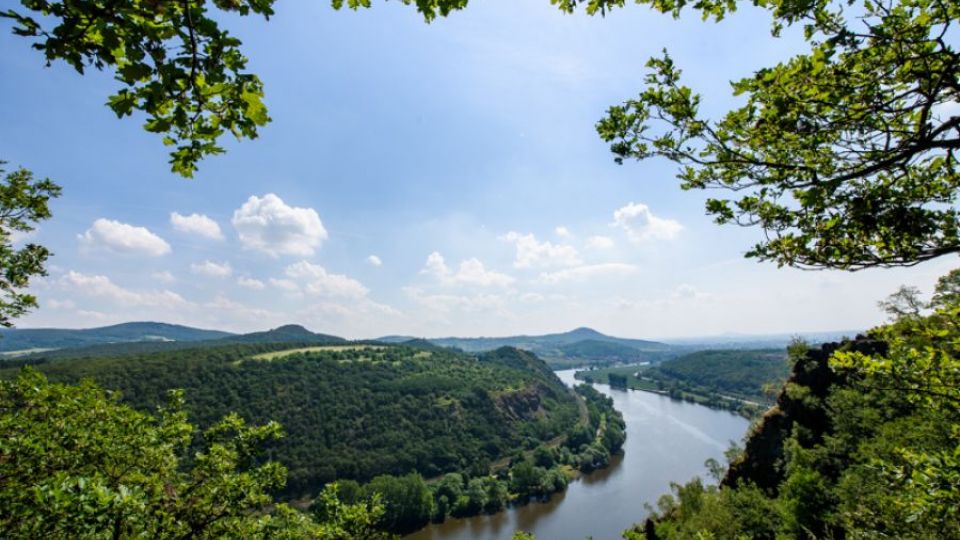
405,370 -> 750,540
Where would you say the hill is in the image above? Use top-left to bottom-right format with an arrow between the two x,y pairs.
0,342 -> 586,500
2,324 -> 347,363
378,327 -> 676,368
576,348 -> 790,417
0,322 -> 233,354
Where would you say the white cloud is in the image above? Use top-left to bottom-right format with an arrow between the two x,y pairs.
421,252 -> 515,287
170,212 -> 224,240
367,255 -> 383,267
672,283 -> 715,302
232,194 -> 328,257
538,263 -> 638,284
269,278 -> 300,292
203,296 -> 278,322
285,261 -> 369,298
190,260 -> 233,278
237,276 -> 266,290
152,271 -> 176,284
586,235 -> 615,250
500,232 -> 581,269
60,271 -> 186,308
404,286 -> 511,315
612,202 -> 682,243
78,218 -> 171,257
46,299 -> 75,310
555,226 -> 572,238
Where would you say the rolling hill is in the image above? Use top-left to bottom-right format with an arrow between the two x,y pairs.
0,322 -> 233,354
378,327 -> 677,367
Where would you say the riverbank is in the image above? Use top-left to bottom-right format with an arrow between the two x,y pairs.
574,364 -> 771,419
405,370 -> 751,540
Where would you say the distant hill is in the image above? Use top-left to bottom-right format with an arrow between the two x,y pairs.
376,327 -> 676,368
3,324 -> 348,363
0,322 -> 233,354
215,324 -> 345,344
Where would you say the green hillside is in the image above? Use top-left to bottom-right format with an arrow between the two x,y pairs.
382,327 -> 677,367
0,343 -> 584,499
0,322 -> 233,353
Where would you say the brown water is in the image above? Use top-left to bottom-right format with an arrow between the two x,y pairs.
405,369 -> 751,540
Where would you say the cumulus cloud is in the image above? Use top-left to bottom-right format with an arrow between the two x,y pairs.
538,263 -> 638,284
190,260 -> 232,278
60,271 -> 186,308
672,283 -> 715,302
367,255 -> 383,267
421,252 -> 515,287
232,194 -> 328,257
46,299 -> 75,310
269,278 -> 300,292
78,219 -> 171,257
152,271 -> 176,284
285,261 -> 369,298
404,286 -> 511,315
170,212 -> 224,240
586,235 -> 615,250
612,202 -> 682,243
555,226 -> 572,238
237,276 -> 266,290
500,232 -> 581,269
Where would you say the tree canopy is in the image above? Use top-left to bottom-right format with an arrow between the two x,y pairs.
7,0 -> 958,271
0,162 -> 60,328
596,0 -> 960,269
0,368 -> 394,539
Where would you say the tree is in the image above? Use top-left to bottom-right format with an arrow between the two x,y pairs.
0,162 -> 60,328
1,0 -> 473,177
0,368 -> 394,539
595,0 -> 960,270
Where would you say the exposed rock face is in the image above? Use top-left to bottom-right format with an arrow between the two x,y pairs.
495,383 -> 549,422
722,338 -> 888,493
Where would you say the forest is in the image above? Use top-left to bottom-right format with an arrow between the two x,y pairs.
575,349 -> 791,417
0,340 -> 627,535
623,271 -> 960,539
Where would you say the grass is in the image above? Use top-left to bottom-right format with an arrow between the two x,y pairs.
249,345 -> 387,361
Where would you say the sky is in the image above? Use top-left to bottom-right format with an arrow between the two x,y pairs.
2,0 -> 957,340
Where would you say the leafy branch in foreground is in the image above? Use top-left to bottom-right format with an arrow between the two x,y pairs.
2,0 -> 275,177
0,162 -> 60,328
0,368 -> 395,539
597,0 -> 960,270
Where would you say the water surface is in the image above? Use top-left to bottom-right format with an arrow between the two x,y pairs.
405,369 -> 750,540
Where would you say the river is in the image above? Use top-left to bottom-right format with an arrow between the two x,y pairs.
405,369 -> 751,540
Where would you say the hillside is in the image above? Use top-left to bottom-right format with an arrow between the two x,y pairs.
0,322 -> 233,354
0,342 -> 585,499
379,327 -> 676,367
576,349 -> 790,417
2,324 -> 346,363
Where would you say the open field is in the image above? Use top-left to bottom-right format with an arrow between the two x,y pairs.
250,345 -> 387,361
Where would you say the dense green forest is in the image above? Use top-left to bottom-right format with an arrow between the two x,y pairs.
623,272 -> 960,539
576,349 -> 790,417
382,327 -> 678,368
309,383 -> 625,533
0,341 -> 625,536
0,343 -> 583,498
0,321 -> 234,353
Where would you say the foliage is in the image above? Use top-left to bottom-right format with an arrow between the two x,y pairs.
0,162 -> 61,328
595,0 -> 960,270
3,0 -> 274,177
626,269 -> 960,539
0,368 -> 393,539
303,381 -> 624,533
0,344 -> 581,499
576,349 -> 789,417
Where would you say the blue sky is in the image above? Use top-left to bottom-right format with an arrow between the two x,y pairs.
2,0 -> 956,339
